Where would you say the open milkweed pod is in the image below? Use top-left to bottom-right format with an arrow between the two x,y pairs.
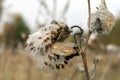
52,42 -> 79,56
25,20 -> 80,69
89,0 -> 115,35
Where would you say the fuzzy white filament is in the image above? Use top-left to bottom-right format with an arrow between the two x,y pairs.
89,0 -> 115,35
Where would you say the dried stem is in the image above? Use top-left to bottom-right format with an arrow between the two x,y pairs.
79,0 -> 91,80
88,0 -> 91,30
40,0 -> 50,15
81,52 -> 90,80
99,53 -> 112,80
91,58 -> 99,80
75,33 -> 90,80
52,0 -> 57,19
61,0 -> 70,21
69,67 -> 79,80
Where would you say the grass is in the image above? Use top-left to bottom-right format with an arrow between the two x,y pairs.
0,48 -> 120,80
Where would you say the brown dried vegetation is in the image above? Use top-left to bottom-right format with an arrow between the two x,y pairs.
0,48 -> 120,80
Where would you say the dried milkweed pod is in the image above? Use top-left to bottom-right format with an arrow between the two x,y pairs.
89,0 -> 115,35
25,20 -> 83,69
52,42 -> 79,56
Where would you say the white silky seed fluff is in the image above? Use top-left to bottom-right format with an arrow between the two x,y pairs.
89,0 -> 115,35
25,20 -> 78,69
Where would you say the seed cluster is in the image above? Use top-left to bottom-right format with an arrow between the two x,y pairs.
25,20 -> 79,69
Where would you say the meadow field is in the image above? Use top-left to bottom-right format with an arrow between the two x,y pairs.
0,47 -> 120,80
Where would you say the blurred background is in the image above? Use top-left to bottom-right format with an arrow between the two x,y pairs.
0,0 -> 120,80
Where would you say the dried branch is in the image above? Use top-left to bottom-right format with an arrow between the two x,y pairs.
99,53 -> 112,80
88,0 -> 91,30
39,0 -> 50,15
81,52 -> 90,80
69,67 -> 79,80
36,0 -> 48,28
90,58 -> 99,80
61,0 -> 70,21
74,33 -> 89,80
78,0 -> 91,80
71,25 -> 90,80
52,0 -> 57,19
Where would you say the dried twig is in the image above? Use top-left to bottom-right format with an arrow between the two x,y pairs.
52,0 -> 57,19
90,58 -> 99,80
69,67 -> 79,80
75,0 -> 92,80
61,0 -> 70,21
81,53 -> 90,80
77,0 -> 91,80
87,0 -> 91,30
99,53 -> 112,80
71,24 -> 90,80
40,0 -> 50,15
74,33 -> 90,80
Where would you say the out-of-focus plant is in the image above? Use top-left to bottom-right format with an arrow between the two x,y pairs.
0,33 -> 3,43
36,0 -> 70,28
98,16 -> 120,46
3,13 -> 30,49
0,0 -> 3,19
